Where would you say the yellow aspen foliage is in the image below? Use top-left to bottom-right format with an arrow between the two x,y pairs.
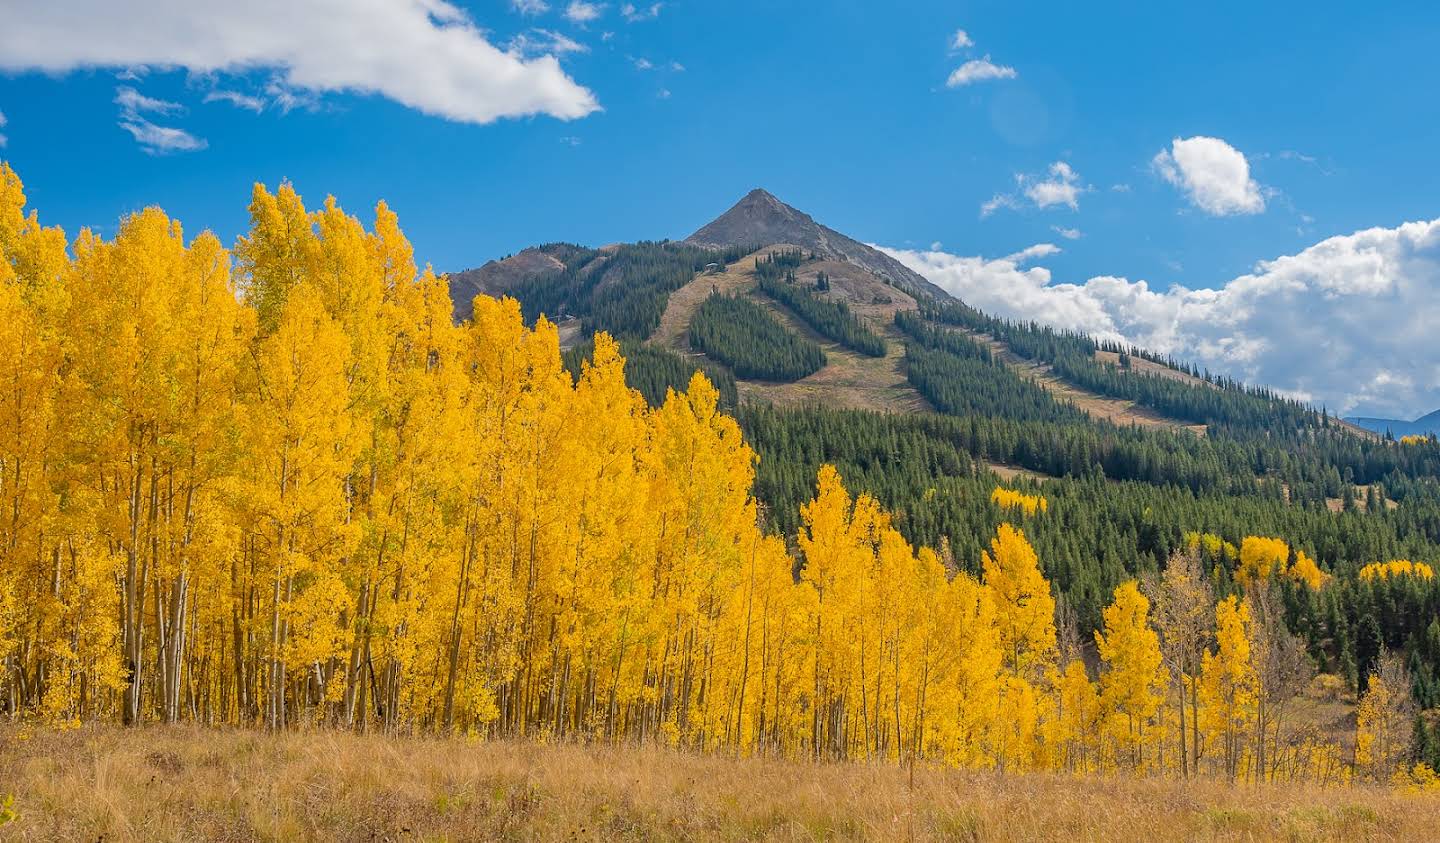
1237,536 -> 1290,587
990,486 -> 1047,516
1399,434 -> 1432,446
1053,659 -> 1100,773
1287,551 -> 1330,591
982,524 -> 1057,679
1184,531 -> 1238,568
0,162 -> 1409,787
1393,762 -> 1440,792
1095,581 -> 1169,768
1199,596 -> 1258,779
1354,661 -> 1413,781
1359,560 -> 1435,581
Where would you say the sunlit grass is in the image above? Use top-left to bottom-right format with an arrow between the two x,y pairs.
1,724 -> 1436,841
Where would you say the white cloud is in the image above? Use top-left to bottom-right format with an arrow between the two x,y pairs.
565,1 -> 606,23
980,194 -> 1020,217
1023,161 -> 1084,210
512,0 -> 550,14
0,109 -> 7,148
115,86 -> 181,116
509,29 -> 588,58
982,161 -> 1087,216
946,56 -> 1017,87
1153,136 -> 1265,216
119,119 -> 208,154
1006,243 -> 1061,262
204,89 -> 266,112
115,85 -> 206,153
632,57 -> 654,70
950,29 -> 973,49
1052,225 -> 1081,240
657,87 -> 671,99
879,218 -> 1440,418
0,0 -> 599,125
669,61 -> 685,72
621,2 -> 662,21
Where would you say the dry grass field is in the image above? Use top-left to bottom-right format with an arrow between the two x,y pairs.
1,725 -> 1437,842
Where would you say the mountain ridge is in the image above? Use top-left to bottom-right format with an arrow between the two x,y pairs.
1347,408 -> 1440,437
683,188 -> 951,302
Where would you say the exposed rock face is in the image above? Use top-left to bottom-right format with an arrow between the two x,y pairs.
685,188 -> 950,302
446,246 -> 569,321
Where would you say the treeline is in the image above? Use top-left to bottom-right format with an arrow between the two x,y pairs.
754,252 -> 886,357
737,405 -> 1440,635
896,311 -> 1085,423
509,241 -> 750,340
898,309 -> 1440,503
690,293 -> 826,381
917,300 -> 1320,433
563,337 -> 738,409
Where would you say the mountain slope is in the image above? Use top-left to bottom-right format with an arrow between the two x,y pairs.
685,189 -> 951,302
446,243 -> 590,321
1347,408 -> 1440,437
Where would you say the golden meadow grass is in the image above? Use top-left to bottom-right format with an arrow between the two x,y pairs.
1,724 -> 1437,842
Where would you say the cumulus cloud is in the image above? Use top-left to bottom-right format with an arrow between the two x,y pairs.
951,29 -> 974,49
1052,226 -> 1081,240
878,219 -> 1440,418
1024,161 -> 1084,210
982,161 -> 1087,216
564,1 -> 605,23
946,56 -> 1017,86
0,0 -> 599,125
1153,136 -> 1265,216
512,0 -> 550,13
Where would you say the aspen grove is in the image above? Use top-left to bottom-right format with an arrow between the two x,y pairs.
0,164 -> 1428,785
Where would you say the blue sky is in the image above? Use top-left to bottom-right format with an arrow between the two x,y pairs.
3,0 -> 1440,417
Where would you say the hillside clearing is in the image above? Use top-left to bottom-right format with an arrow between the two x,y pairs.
949,325 -> 1209,434
654,245 -> 929,413
1,725 -> 1434,842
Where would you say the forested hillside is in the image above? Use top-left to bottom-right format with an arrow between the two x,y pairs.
453,191 -> 1440,766
4,164 -> 1440,796
689,292 -> 827,381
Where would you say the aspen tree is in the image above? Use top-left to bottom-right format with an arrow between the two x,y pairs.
1355,653 -> 1415,781
1095,581 -> 1168,770
242,284 -> 357,728
1146,549 -> 1213,778
1199,596 -> 1258,779
982,524 -> 1057,680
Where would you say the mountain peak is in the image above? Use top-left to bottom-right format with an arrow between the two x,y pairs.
737,187 -> 790,210
685,189 -> 948,301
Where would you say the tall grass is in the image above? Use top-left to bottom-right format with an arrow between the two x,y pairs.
0,724 -> 1434,841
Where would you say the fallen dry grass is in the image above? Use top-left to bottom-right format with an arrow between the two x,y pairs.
1,724 -> 1436,842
